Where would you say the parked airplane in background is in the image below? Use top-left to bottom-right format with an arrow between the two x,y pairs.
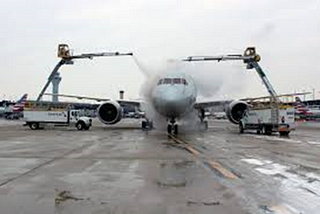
294,97 -> 320,120
2,94 -> 28,119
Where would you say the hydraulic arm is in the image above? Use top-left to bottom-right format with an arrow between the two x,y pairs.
36,44 -> 133,102
183,47 -> 280,103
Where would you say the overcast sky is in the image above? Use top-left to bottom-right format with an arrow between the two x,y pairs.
0,0 -> 319,102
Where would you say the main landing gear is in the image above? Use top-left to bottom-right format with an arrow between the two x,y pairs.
167,118 -> 178,135
199,108 -> 208,130
141,119 -> 153,130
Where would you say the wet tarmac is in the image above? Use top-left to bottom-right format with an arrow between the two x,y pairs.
0,119 -> 319,214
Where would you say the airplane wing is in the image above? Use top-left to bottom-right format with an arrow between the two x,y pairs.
194,92 -> 310,110
240,92 -> 311,102
194,100 -> 232,109
44,93 -> 110,102
44,93 -> 142,108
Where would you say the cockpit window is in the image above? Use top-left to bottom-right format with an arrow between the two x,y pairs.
182,79 -> 188,85
163,78 -> 172,84
173,78 -> 181,84
157,78 -> 188,85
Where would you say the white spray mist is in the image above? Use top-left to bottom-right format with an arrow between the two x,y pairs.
132,57 -> 246,133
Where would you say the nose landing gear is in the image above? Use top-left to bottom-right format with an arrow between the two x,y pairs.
167,118 -> 178,135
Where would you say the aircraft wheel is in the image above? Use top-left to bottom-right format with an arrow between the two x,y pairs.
204,121 -> 208,130
148,121 -> 153,129
167,124 -> 172,134
173,124 -> 178,135
239,123 -> 244,134
141,121 -> 147,129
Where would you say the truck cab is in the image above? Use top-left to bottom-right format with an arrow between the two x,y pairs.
69,110 -> 92,130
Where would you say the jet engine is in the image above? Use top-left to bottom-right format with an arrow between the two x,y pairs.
97,101 -> 123,125
225,101 -> 248,124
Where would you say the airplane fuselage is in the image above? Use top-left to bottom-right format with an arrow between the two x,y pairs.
151,73 -> 197,119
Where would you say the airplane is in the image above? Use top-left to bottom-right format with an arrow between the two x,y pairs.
4,94 -> 28,119
13,93 -> 28,112
45,67 -> 248,135
294,97 -> 320,120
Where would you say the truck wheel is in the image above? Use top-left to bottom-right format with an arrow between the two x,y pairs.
29,122 -> 39,130
262,126 -> 266,135
84,126 -> 90,130
265,127 -> 272,135
76,122 -> 84,130
279,131 -> 290,136
239,123 -> 244,134
141,121 -> 147,129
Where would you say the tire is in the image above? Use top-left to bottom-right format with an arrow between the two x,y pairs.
167,124 -> 172,134
204,121 -> 208,130
279,131 -> 290,136
262,126 -> 266,135
265,126 -> 272,135
257,130 -> 261,134
173,124 -> 178,135
148,121 -> 153,129
76,122 -> 84,130
84,125 -> 90,130
239,123 -> 244,134
29,122 -> 39,130
141,121 -> 147,129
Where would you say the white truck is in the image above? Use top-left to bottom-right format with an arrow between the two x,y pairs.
24,109 -> 92,130
239,105 -> 295,136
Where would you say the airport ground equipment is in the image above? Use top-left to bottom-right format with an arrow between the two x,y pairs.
184,47 -> 294,136
24,106 -> 92,131
36,44 -> 133,102
239,98 -> 295,136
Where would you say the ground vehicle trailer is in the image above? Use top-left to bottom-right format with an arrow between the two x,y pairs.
24,108 -> 92,130
239,104 -> 295,136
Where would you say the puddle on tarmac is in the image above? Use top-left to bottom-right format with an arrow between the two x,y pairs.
157,160 -> 194,187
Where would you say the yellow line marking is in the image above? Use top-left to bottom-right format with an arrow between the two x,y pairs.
168,134 -> 185,144
169,134 -> 237,180
169,135 -> 201,156
207,160 -> 238,179
185,146 -> 201,156
270,205 -> 295,214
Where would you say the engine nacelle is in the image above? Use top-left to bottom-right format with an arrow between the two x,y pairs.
97,101 -> 123,125
226,101 -> 248,124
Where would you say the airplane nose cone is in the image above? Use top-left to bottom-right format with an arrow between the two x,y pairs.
165,89 -> 181,104
154,87 -> 189,117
